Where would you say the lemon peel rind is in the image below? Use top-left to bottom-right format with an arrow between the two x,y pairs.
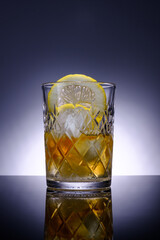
57,74 -> 97,83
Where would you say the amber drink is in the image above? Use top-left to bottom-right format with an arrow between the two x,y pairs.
42,74 -> 115,189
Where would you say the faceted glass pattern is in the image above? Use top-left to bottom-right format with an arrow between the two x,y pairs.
44,191 -> 113,240
42,82 -> 115,186
45,130 -> 113,181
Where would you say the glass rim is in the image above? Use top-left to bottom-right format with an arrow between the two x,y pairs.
41,81 -> 116,88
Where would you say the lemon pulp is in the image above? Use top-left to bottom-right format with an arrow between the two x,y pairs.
48,74 -> 106,113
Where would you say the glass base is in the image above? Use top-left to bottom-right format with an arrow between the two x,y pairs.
47,179 -> 111,190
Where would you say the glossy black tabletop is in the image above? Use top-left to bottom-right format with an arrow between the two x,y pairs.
0,176 -> 159,240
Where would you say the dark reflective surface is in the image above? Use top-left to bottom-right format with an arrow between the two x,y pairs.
45,189 -> 112,239
0,176 -> 160,239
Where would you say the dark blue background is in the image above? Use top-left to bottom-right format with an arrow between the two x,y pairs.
0,0 -> 160,175
0,176 -> 160,239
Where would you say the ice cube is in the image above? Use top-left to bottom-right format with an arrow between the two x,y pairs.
65,113 -> 81,138
64,108 -> 88,138
52,106 -> 100,139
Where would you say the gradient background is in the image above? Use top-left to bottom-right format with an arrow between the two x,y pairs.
1,0 -> 160,175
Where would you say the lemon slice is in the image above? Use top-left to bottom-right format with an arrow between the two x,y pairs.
57,74 -> 97,83
48,74 -> 106,112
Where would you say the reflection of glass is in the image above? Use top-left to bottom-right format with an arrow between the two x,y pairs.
44,189 -> 113,240
42,81 -> 116,189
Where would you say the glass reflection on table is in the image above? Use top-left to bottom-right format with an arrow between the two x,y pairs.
44,189 -> 113,240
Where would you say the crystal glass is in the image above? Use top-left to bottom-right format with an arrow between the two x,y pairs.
42,81 -> 116,189
44,189 -> 113,240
